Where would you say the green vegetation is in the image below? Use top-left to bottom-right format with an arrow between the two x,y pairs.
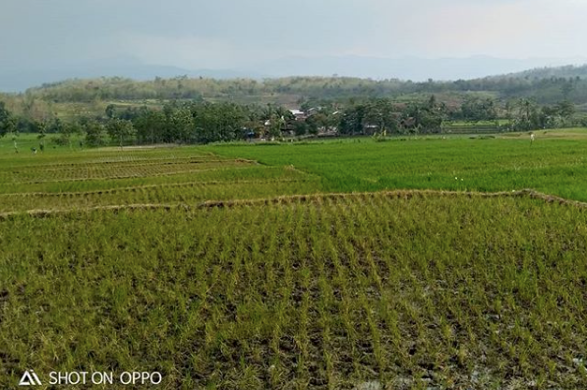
2,192 -> 587,389
1,95 -> 584,150
2,65 -> 587,147
204,130 -> 587,202
13,65 -> 587,105
3,129 -> 587,202
1,133 -> 587,388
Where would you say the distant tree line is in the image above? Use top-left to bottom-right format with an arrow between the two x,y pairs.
0,96 -> 584,149
335,96 -> 580,135
13,67 -> 587,106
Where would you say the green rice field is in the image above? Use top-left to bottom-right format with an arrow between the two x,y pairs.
1,130 -> 587,389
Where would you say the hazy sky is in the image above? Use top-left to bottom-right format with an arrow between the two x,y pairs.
1,0 -> 586,69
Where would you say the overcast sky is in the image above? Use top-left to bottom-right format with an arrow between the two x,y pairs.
1,0 -> 586,70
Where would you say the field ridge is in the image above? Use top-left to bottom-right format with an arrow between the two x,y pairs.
1,188 -> 585,221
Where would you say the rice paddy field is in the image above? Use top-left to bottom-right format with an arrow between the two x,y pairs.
1,130 -> 587,389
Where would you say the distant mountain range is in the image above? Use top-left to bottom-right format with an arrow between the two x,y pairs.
1,56 -> 586,92
248,56 -> 587,82
0,57 -> 257,93
496,64 -> 587,80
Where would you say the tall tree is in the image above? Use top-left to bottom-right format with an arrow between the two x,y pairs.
133,110 -> 167,144
170,108 -> 194,144
106,118 -> 136,149
267,114 -> 284,139
0,101 -> 16,138
514,99 -> 540,131
58,121 -> 82,149
461,97 -> 498,123
37,121 -> 47,152
83,120 -> 106,147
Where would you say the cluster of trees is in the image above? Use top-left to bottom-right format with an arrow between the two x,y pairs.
338,97 -> 445,136
505,99 -> 577,131
335,96 -> 580,135
1,101 -> 54,152
115,102 -> 299,145
52,102 -> 298,147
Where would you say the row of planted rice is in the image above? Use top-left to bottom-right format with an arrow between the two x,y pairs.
0,148 -> 324,213
1,192 -> 586,389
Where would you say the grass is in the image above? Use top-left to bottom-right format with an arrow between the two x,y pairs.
1,129 -> 587,388
204,128 -> 587,202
